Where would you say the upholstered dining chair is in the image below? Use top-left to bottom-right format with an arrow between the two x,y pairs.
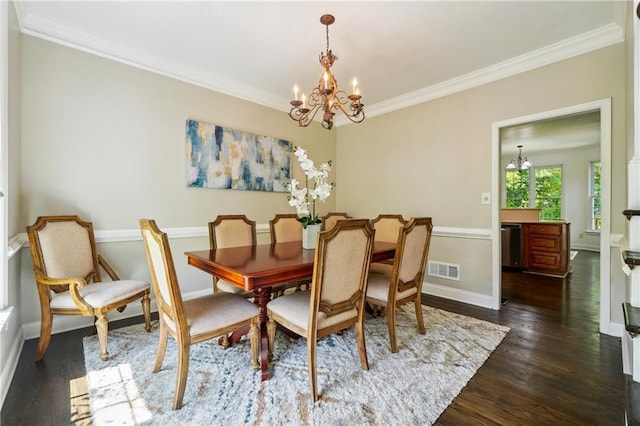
366,217 -> 433,353
140,219 -> 259,410
208,215 -> 256,296
26,215 -> 152,362
269,213 -> 302,243
266,219 -> 375,402
321,212 -> 353,231
370,214 -> 408,276
269,213 -> 309,296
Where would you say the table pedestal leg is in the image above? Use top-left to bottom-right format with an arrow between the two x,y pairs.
252,287 -> 272,381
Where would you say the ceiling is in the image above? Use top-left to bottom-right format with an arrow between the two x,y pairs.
15,1 -> 626,130
501,110 -> 602,156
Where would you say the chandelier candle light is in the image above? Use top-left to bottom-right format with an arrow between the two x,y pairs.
506,145 -> 532,171
289,14 -> 365,130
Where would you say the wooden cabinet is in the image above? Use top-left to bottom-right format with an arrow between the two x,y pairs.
522,222 -> 571,278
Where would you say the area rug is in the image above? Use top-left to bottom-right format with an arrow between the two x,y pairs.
83,305 -> 509,425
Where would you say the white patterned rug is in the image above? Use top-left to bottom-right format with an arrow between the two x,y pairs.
83,305 -> 509,425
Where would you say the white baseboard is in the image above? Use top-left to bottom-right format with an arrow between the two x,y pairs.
604,321 -> 624,338
570,243 -> 600,252
422,281 -> 495,310
0,322 -> 24,411
22,300 -> 159,340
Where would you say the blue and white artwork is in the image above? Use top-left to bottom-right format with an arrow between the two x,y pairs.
186,120 -> 292,192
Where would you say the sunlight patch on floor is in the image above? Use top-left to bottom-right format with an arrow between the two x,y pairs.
86,363 -> 152,424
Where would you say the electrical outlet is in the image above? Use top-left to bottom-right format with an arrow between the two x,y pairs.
481,192 -> 491,205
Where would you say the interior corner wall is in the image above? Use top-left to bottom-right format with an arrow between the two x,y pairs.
336,43 -> 627,318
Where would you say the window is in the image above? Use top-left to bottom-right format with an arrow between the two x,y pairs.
589,161 -> 601,231
505,165 -> 563,221
505,169 -> 529,208
534,166 -> 562,221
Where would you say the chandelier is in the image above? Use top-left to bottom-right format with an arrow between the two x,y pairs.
288,14 -> 365,130
506,145 -> 532,170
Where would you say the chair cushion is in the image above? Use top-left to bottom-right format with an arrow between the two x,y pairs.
184,293 -> 258,338
369,262 -> 393,276
49,280 -> 149,310
217,279 -> 252,296
366,273 -> 417,303
267,290 -> 358,334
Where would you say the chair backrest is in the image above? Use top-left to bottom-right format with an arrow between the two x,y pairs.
321,212 -> 353,231
392,217 -> 433,294
208,215 -> 257,249
269,214 -> 302,243
371,214 -> 408,243
309,219 -> 374,328
140,219 -> 187,337
27,215 -> 101,292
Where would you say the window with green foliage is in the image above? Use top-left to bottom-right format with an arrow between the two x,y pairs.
505,169 -> 529,208
505,166 -> 563,220
534,166 -> 562,220
589,161 -> 601,231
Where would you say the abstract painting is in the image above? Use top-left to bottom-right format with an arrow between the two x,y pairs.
186,120 -> 291,192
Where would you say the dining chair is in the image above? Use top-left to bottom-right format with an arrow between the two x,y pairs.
26,215 -> 152,362
269,214 -> 310,296
140,219 -> 259,410
266,219 -> 374,402
208,215 -> 256,296
366,217 -> 433,353
321,212 -> 353,231
370,214 -> 408,276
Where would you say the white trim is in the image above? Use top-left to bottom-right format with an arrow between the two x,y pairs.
421,281 -> 494,310
11,224 -> 486,251
492,98 -> 613,334
336,23 -> 623,126
7,233 -> 26,259
14,4 -> 623,129
0,323 -> 23,410
432,227 -> 491,240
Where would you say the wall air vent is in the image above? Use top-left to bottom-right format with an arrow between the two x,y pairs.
428,260 -> 460,281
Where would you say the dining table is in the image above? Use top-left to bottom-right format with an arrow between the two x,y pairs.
185,240 -> 396,380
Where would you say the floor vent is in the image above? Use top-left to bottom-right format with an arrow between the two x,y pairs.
428,260 -> 460,281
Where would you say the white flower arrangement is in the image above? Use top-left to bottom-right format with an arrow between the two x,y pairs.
286,146 -> 333,228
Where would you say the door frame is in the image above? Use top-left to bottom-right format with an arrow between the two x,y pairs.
491,98 -> 612,335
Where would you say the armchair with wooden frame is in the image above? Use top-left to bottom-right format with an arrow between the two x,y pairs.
267,219 -> 374,401
140,219 -> 259,409
366,217 -> 433,353
26,215 -> 151,362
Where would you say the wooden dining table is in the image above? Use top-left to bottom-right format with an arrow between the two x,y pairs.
185,240 -> 396,380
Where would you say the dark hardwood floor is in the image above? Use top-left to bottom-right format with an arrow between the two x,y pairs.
1,250 -> 625,425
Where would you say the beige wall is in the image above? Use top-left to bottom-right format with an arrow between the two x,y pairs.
16,34 -> 336,335
337,44 -> 627,320
12,34 -> 629,330
20,35 -> 335,231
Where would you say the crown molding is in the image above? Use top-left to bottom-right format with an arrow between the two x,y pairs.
342,22 -> 624,126
15,6 -> 624,128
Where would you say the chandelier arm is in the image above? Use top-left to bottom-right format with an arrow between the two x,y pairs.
333,95 -> 365,123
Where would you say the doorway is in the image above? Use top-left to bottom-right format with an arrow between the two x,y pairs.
491,99 -> 612,335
